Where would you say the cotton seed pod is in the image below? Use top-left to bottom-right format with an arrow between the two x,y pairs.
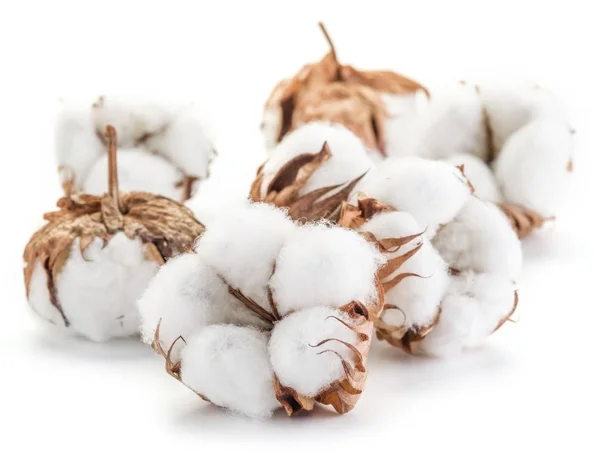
56,95 -> 217,201
24,126 -> 204,342
250,122 -> 374,222
261,22 -> 428,158
143,203 -> 384,417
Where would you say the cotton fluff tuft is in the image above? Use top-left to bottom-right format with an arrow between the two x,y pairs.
260,122 -> 374,198
269,223 -> 384,316
358,157 -> 472,234
433,196 -> 522,279
493,119 -> 573,217
195,202 -> 295,311
416,272 -> 516,356
381,92 -> 429,159
269,306 -> 358,397
361,212 -> 449,328
181,325 -> 281,419
444,154 -> 503,202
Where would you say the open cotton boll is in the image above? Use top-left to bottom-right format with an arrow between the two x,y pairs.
269,223 -> 384,316
444,154 -> 503,202
434,196 -> 522,279
361,212 -> 449,328
195,202 -> 295,311
493,119 -> 574,217
82,148 -> 182,199
415,82 -> 488,161
359,157 -> 472,234
269,306 -> 359,397
416,272 -> 517,356
381,92 -> 429,159
258,121 -> 374,199
180,325 -> 281,419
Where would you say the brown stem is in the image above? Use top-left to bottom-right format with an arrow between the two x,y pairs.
318,22 -> 338,63
105,125 -> 123,213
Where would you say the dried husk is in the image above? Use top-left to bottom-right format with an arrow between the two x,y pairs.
498,202 -> 548,238
24,125 -> 205,327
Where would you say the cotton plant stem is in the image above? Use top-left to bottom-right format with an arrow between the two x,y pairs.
105,125 -> 123,214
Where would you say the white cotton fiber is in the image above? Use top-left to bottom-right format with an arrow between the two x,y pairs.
382,92 -> 429,159
82,148 -> 182,200
195,202 -> 295,312
259,122 -> 374,199
416,272 -> 517,356
269,223 -> 384,316
180,325 -> 281,419
358,157 -> 472,234
361,211 -> 449,328
444,154 -> 503,202
493,118 -> 573,217
52,233 -> 159,342
269,306 -> 359,397
433,196 -> 522,279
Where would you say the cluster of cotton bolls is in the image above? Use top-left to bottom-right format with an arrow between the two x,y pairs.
138,202 -> 384,418
55,95 -> 217,201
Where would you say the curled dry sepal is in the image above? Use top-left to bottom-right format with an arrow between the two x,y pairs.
23,126 -> 205,342
261,22 -> 428,157
55,95 -> 217,202
138,202 -> 385,418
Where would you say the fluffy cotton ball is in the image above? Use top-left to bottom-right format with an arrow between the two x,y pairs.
433,196 -> 522,279
180,325 -> 281,418
259,121 -> 374,199
381,92 -> 429,159
269,306 -> 359,397
195,202 -> 295,312
361,211 -> 449,328
83,148 -> 182,199
444,153 -> 503,202
138,252 -> 267,358
416,272 -> 517,356
493,119 -> 574,217
27,234 -> 159,342
358,157 -> 472,235
269,223 -> 384,317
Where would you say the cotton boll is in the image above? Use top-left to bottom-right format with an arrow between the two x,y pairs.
358,157 -> 472,234
49,234 -> 159,342
269,306 -> 359,397
180,325 -> 281,418
361,212 -> 449,328
416,83 -> 488,161
381,91 -> 429,159
195,202 -> 295,312
445,154 -> 503,202
433,196 -> 522,279
55,101 -> 105,190
144,104 -> 216,180
416,272 -> 517,356
493,119 -> 574,217
82,148 -> 182,200
269,223 -> 384,316
259,122 -> 374,199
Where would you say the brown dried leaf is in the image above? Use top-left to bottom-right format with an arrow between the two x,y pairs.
339,65 -> 430,97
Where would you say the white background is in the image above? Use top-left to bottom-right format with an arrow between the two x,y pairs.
1,1 -> 599,460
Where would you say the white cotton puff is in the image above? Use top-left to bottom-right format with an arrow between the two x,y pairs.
358,157 -> 472,235
415,82 -> 487,161
382,91 -> 429,159
479,83 -> 568,153
416,272 -> 517,356
144,104 -> 216,179
54,101 -> 105,190
33,233 -> 160,342
444,153 -> 503,202
361,211 -> 449,328
181,325 -> 281,419
269,223 -> 384,317
195,202 -> 295,312
82,148 -> 182,200
259,122 -> 374,199
269,306 -> 359,397
493,118 -> 574,217
138,252 -> 268,358
433,196 -> 522,279
262,106 -> 282,151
